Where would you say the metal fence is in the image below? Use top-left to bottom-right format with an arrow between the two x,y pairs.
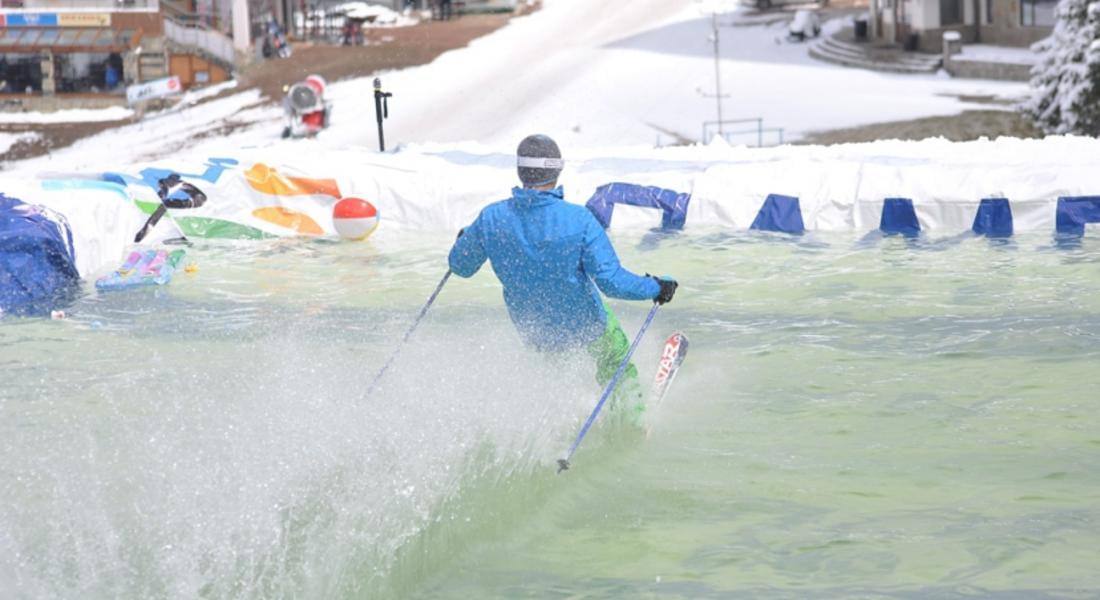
702,118 -> 785,147
164,17 -> 235,66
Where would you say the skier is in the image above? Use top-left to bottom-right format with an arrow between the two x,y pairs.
448,134 -> 678,419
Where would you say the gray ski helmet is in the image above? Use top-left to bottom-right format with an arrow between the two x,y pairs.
516,134 -> 563,187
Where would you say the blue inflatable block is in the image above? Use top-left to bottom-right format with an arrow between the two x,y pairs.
880,198 -> 920,237
1055,196 -> 1100,236
972,198 -> 1013,238
0,194 -> 80,316
750,194 -> 805,235
585,182 -> 690,230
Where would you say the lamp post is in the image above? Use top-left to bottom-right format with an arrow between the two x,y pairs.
710,12 -> 724,137
696,0 -> 732,143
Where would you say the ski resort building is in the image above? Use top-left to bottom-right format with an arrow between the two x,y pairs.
0,0 -> 240,110
868,0 -> 1055,52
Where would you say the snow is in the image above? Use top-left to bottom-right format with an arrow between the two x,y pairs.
335,2 -> 416,25
296,2 -> 418,29
0,105 -> 134,124
1,0 -> 1030,167
954,44 -> 1039,65
3,0 -> 1077,253
0,132 -> 40,154
319,0 -> 1027,147
5,89 -> 274,173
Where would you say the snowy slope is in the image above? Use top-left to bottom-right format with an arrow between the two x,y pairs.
315,0 -> 1027,148
1,0 -> 1031,180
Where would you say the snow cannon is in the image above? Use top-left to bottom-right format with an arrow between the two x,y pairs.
282,74 -> 332,139
332,198 -> 379,240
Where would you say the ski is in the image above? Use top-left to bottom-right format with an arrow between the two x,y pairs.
651,332 -> 689,408
644,332 -> 689,437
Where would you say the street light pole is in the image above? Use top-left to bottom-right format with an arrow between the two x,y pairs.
712,11 -> 724,137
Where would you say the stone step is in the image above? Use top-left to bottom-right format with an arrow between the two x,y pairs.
819,36 -> 941,69
809,41 -> 941,74
817,37 -> 870,59
809,37 -> 941,74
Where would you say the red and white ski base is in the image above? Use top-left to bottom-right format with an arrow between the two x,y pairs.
647,332 -> 689,432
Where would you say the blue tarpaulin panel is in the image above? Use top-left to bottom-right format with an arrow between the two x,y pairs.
585,182 -> 690,230
972,198 -> 1013,238
880,198 -> 920,237
0,194 -> 80,316
750,194 -> 805,234
1055,196 -> 1100,236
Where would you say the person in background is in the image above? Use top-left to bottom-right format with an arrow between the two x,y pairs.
448,134 -> 678,420
105,64 -> 120,90
437,0 -> 453,20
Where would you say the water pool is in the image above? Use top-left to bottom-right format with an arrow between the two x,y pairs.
2,231 -> 1099,598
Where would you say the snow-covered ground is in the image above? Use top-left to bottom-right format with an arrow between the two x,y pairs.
0,105 -> 134,125
2,0 -> 1029,178
0,132 -> 40,154
954,44 -> 1039,65
324,0 -> 1027,148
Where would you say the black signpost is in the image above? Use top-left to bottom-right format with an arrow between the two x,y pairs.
373,77 -> 393,152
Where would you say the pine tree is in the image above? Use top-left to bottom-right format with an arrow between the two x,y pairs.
1022,0 -> 1100,135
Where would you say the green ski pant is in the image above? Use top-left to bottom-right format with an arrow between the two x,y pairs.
586,306 -> 645,422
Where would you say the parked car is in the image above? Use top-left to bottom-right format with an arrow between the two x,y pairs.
788,9 -> 821,41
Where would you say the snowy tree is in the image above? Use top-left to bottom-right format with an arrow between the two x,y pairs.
1022,0 -> 1100,135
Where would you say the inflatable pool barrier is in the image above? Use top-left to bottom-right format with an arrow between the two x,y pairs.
0,194 -> 81,317
2,137 -> 1099,316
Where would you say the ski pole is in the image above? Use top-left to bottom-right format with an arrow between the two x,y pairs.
557,302 -> 660,473
366,270 -> 452,396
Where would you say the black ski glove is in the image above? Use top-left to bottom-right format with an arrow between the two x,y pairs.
647,274 -> 678,305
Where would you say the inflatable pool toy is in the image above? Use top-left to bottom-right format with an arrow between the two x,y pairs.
332,197 -> 379,240
95,249 -> 186,290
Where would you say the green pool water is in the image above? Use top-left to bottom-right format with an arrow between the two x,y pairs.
2,230 -> 1098,598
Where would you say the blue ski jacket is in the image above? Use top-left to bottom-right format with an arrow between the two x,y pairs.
449,186 -> 660,351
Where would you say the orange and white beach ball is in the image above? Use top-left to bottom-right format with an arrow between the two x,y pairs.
332,197 -> 379,240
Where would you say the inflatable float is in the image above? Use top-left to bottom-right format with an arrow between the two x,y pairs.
95,249 -> 186,291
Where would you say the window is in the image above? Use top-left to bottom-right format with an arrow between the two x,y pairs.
0,53 -> 42,92
986,0 -> 993,23
1021,0 -> 1056,26
54,52 -> 122,93
57,30 -> 81,45
940,0 -> 962,25
38,29 -> 62,44
1,29 -> 26,44
75,29 -> 98,45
